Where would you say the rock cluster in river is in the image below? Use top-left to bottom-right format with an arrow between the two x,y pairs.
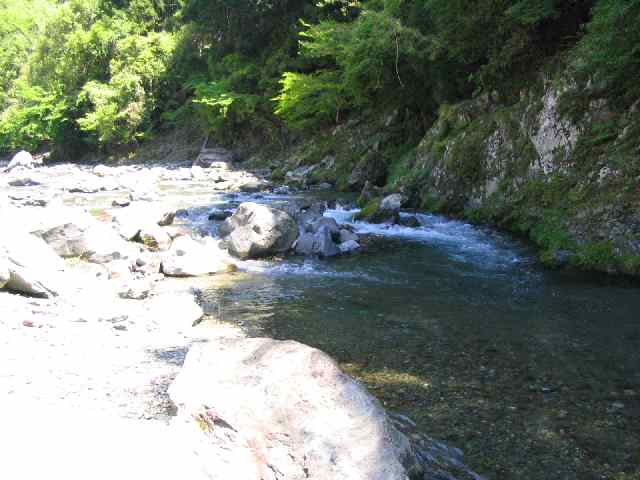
218,201 -> 361,259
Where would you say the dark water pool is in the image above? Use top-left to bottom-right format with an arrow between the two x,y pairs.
198,204 -> 640,479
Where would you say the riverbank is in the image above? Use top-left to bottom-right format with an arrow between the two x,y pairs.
1,155 -> 484,480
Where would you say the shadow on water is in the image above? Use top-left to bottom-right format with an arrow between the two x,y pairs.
198,208 -> 640,480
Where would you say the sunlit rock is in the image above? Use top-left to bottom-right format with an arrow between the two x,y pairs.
161,236 -> 233,277
221,202 -> 298,259
169,338 -> 425,480
139,224 -> 172,251
5,150 -> 40,171
0,230 -> 64,297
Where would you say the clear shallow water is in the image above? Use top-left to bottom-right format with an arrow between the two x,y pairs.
197,199 -> 640,480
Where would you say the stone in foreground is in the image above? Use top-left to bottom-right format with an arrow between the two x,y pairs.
221,203 -> 298,259
170,338 -> 461,480
170,339 -> 482,480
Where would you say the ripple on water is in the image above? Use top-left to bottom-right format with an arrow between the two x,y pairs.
324,208 -> 533,274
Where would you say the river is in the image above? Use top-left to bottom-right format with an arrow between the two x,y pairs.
183,192 -> 639,480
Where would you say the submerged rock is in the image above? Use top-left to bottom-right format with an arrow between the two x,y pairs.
221,202 -> 299,259
338,239 -> 361,254
169,338 -> 425,480
398,215 -> 421,228
208,209 -> 233,221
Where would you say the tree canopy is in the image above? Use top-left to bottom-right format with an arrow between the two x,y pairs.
0,0 -> 637,155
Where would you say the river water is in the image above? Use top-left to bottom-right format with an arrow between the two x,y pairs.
188,193 -> 639,480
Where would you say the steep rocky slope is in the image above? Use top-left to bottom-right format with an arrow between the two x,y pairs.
263,63 -> 640,276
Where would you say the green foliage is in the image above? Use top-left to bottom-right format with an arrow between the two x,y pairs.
0,83 -> 67,151
186,77 -> 260,143
575,241 -> 616,270
77,30 -> 177,145
354,197 -> 382,221
0,0 -> 56,110
572,0 -> 640,106
275,10 -> 429,129
0,0 -> 636,160
182,0 -> 309,56
274,71 -> 347,129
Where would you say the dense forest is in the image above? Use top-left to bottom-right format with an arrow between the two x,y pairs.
2,0 -> 640,273
1,0 -> 637,155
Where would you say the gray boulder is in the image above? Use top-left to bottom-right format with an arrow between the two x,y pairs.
170,338 -> 427,480
356,194 -> 403,224
38,223 -> 90,258
339,228 -> 359,243
338,239 -> 361,254
313,217 -> 340,237
8,177 -> 41,187
295,226 -> 340,258
286,201 -> 327,231
221,203 -> 298,259
193,147 -> 234,168
381,193 -> 404,212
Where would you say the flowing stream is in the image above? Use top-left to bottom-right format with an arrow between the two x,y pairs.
188,193 -> 639,480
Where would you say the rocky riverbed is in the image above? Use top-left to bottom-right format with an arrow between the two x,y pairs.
0,152 -> 481,480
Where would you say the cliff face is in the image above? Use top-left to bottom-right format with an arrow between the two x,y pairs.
397,68 -> 640,275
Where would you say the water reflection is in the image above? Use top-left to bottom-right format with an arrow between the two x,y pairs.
197,202 -> 640,479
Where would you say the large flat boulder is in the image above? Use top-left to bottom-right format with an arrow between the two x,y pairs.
221,203 -> 298,259
169,338 -> 423,480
